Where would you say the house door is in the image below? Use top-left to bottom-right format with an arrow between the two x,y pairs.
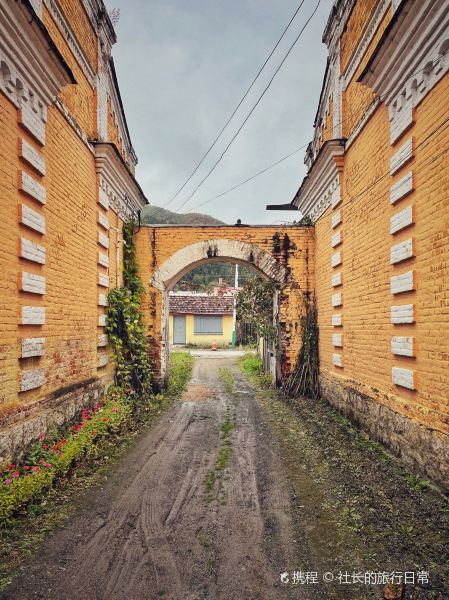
173,315 -> 186,344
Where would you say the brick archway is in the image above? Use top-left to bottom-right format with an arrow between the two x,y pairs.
135,225 -> 314,385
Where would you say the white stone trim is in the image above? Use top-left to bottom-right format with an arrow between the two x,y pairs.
98,293 -> 108,306
98,334 -> 108,347
391,304 -> 414,324
391,336 -> 414,356
98,211 -> 109,230
331,210 -> 341,228
20,105 -> 46,146
391,270 -> 415,294
390,139 -> 413,175
332,353 -> 343,367
98,314 -> 107,327
20,204 -> 45,234
20,238 -> 46,264
390,171 -> 413,204
98,187 -> 109,210
98,252 -> 109,268
390,104 -> 414,145
331,251 -> 342,268
20,171 -> 46,205
392,367 -> 415,390
21,337 -> 45,358
21,306 -> 45,325
21,272 -> 45,295
332,333 -> 343,347
97,353 -> 108,367
20,139 -> 46,175
331,230 -> 342,247
331,271 -> 342,287
332,292 -> 342,307
98,231 -> 109,249
20,368 -> 45,392
390,205 -> 414,234
332,313 -> 342,327
390,238 -> 414,264
98,273 -> 110,288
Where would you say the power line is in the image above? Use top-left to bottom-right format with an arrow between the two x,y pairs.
179,57 -> 445,216
150,0 -> 308,222
171,0 -> 322,214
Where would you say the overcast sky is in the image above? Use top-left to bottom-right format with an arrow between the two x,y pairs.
109,0 -> 333,224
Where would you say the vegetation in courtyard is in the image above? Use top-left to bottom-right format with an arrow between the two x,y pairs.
0,352 -> 192,587
235,277 -> 277,343
106,220 -> 152,398
240,354 -> 273,389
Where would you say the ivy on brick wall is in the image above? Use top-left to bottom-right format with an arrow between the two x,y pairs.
106,221 -> 152,398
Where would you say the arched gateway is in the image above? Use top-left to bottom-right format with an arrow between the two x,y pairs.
134,224 -> 315,385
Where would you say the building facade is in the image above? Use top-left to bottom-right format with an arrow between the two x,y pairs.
269,0 -> 449,486
0,0 -> 146,459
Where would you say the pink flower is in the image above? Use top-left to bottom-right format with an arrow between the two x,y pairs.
38,433 -> 45,441
4,478 -> 13,485
31,466 -> 39,473
23,465 -> 30,471
12,471 -> 20,478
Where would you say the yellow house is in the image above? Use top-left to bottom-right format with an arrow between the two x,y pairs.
169,295 -> 234,347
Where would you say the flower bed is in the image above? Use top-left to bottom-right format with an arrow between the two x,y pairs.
0,387 -> 131,523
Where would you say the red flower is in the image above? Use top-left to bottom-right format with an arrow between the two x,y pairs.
12,471 -> 20,478
6,464 -> 15,470
43,445 -> 48,450
23,465 -> 30,471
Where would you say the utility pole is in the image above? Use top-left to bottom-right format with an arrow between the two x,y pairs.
231,263 -> 239,348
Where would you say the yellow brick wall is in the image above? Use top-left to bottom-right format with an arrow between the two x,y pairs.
340,0 -> 378,74
42,6 -> 96,138
56,0 -> 98,72
135,226 -> 315,378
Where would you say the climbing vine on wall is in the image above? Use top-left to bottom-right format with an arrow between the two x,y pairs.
106,221 -> 152,398
282,295 -> 320,399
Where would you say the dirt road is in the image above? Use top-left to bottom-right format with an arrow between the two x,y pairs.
4,354 -> 448,600
3,356 -> 310,600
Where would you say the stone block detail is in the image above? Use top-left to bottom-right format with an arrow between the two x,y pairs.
390,171 -> 413,204
331,230 -> 342,247
20,368 -> 45,392
391,304 -> 414,324
20,204 -> 45,234
98,314 -> 107,327
332,353 -> 343,367
332,292 -> 342,307
98,273 -> 110,288
21,306 -> 45,325
331,186 -> 341,208
98,232 -> 109,249
332,210 -> 341,229
98,211 -> 109,230
390,104 -> 414,144
20,238 -> 46,264
390,138 -> 413,175
97,353 -> 108,367
21,337 -> 45,358
98,334 -> 108,347
332,313 -> 342,326
391,336 -> 414,357
20,139 -> 46,175
21,272 -> 46,295
331,251 -> 342,268
19,171 -> 41,206
20,105 -> 45,145
98,252 -> 109,268
392,367 -> 415,390
98,188 -> 109,210
98,293 -> 108,307
390,205 -> 413,234
390,238 -> 414,264
331,271 -> 342,287
391,270 -> 414,294
332,333 -> 343,347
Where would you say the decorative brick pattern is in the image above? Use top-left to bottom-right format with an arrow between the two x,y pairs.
390,171 -> 413,204
98,211 -> 109,230
98,293 -> 108,306
390,270 -> 414,294
331,251 -> 342,267
391,336 -> 414,356
390,205 -> 413,234
20,272 -> 46,295
332,333 -> 343,347
332,353 -> 343,367
390,138 -> 413,175
392,367 -> 415,390
332,210 -> 341,228
98,252 -> 109,267
331,230 -> 342,247
21,306 -> 45,325
332,314 -> 342,327
98,187 -> 109,210
20,204 -> 46,234
332,292 -> 342,307
20,368 -> 46,392
20,105 -> 45,145
98,334 -> 108,347
20,139 -> 46,175
98,232 -> 109,249
98,273 -> 110,288
21,337 -> 45,358
20,238 -> 46,264
331,271 -> 342,287
97,353 -> 108,367
391,304 -> 415,324
98,314 -> 107,327
390,104 -> 414,144
390,238 -> 414,264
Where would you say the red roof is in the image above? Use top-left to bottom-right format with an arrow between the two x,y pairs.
169,295 -> 234,315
